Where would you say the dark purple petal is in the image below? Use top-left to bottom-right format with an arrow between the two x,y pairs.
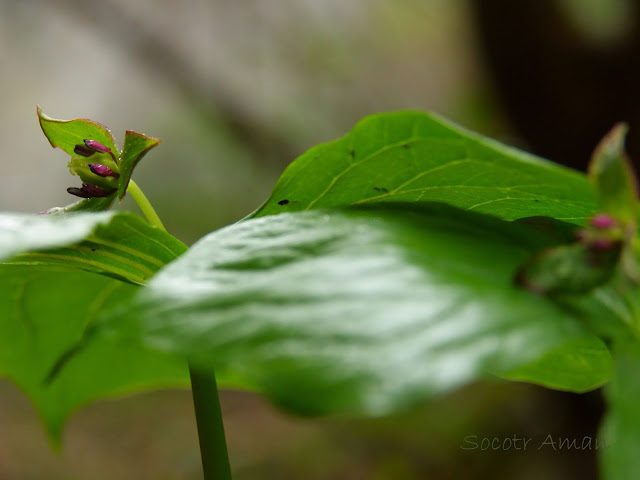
67,186 -> 93,198
66,184 -> 117,198
88,163 -> 120,178
81,183 -> 117,197
74,144 -> 95,157
84,139 -> 112,154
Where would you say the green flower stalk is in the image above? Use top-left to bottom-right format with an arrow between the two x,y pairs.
37,107 -> 233,479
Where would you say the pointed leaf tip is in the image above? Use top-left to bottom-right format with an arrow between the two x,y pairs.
117,131 -> 162,199
588,123 -> 638,225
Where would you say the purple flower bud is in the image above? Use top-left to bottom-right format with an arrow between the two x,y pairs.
67,184 -> 117,198
88,163 -> 120,178
67,187 -> 92,198
82,183 -> 117,197
84,139 -> 112,154
74,144 -> 95,157
590,213 -> 617,229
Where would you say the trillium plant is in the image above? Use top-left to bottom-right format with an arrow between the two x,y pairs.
2,107 -> 640,479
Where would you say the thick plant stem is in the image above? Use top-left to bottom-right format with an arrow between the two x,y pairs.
127,180 -> 232,479
127,179 -> 166,230
190,367 -> 233,480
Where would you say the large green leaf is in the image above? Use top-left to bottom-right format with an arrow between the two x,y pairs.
0,212 -> 187,284
0,211 -> 192,441
99,204 -> 613,416
0,265 -> 190,444
599,342 -> 640,480
252,112 -> 596,224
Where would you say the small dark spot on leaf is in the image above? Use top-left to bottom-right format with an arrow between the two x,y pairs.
373,186 -> 389,193
402,143 -> 410,149
534,199 -> 540,203
349,150 -> 356,158
278,199 -> 290,206
91,248 -> 96,252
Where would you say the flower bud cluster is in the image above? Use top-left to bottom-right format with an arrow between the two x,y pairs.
67,139 -> 120,198
575,213 -> 625,251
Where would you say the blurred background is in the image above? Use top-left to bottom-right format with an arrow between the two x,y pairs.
1,0 -> 638,478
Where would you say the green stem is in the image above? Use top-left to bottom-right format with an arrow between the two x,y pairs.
127,180 -> 232,480
190,367 -> 233,480
126,179 -> 166,230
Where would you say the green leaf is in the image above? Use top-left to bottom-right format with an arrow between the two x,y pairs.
99,204 -> 611,416
41,197 -> 116,215
252,112 -> 596,224
0,265 -> 190,444
37,106 -> 118,157
0,211 -> 190,440
515,242 -> 623,295
117,131 -> 162,200
0,211 -> 115,262
559,275 -> 640,342
0,212 -> 187,285
589,123 -> 638,225
499,336 -> 613,392
599,342 -> 640,480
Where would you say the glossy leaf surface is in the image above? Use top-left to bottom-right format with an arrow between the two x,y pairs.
0,212 -> 115,262
0,212 -> 187,285
100,205 -> 613,416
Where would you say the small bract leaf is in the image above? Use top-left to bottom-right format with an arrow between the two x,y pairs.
117,131 -> 161,199
37,106 -> 118,157
515,242 -> 623,295
588,123 -> 638,225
